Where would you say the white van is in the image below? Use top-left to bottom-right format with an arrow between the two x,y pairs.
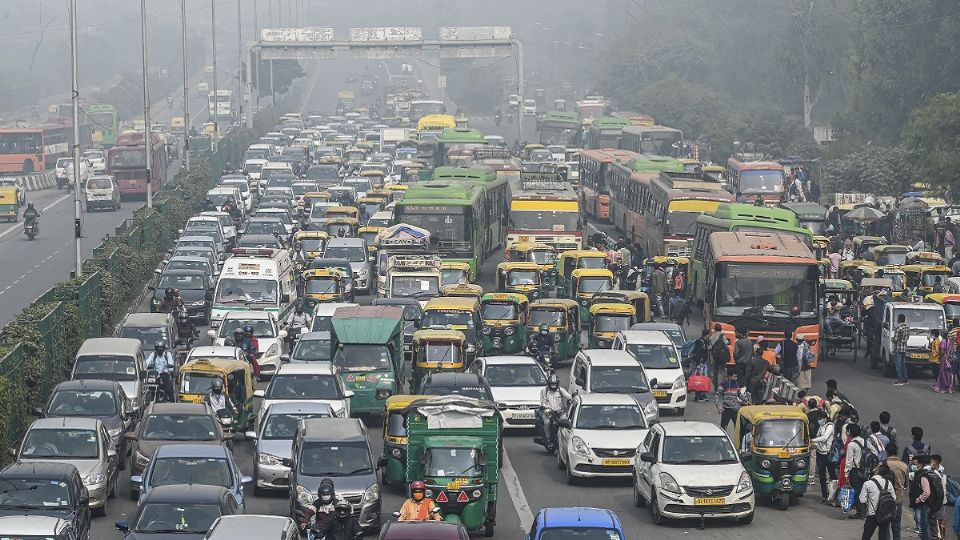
612,330 -> 687,415
210,248 -> 295,328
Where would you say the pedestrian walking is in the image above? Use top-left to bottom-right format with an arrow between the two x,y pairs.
668,292 -> 689,327
796,334 -> 815,391
651,265 -> 668,318
844,423 -> 867,519
733,329 -> 753,381
747,342 -> 771,403
715,371 -> 750,430
691,329 -> 711,402
708,324 -> 729,388
860,463 -> 896,540
893,314 -> 911,385
885,443 -> 909,540
776,330 -> 800,382
909,454 -> 940,540
812,410 -> 838,502
927,455 -> 948,540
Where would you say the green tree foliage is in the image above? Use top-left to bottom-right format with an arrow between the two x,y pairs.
824,144 -> 917,196
255,60 -> 305,98
905,92 -> 960,198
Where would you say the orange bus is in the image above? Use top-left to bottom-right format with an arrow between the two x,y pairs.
107,131 -> 169,198
0,123 -> 75,173
641,171 -> 734,257
579,148 -> 636,222
607,155 -> 685,246
704,231 -> 821,366
725,158 -> 785,204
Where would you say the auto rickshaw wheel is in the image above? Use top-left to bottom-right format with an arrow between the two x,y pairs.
777,493 -> 789,510
484,520 -> 494,537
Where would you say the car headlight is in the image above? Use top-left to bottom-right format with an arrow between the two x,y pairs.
736,471 -> 753,493
296,484 -> 315,506
503,326 -> 515,336
83,474 -> 105,486
266,343 -> 280,357
658,472 -> 681,494
107,427 -> 123,439
482,326 -> 491,335
644,399 -> 659,416
672,376 -> 685,390
258,452 -> 284,466
363,483 -> 380,503
571,436 -> 590,457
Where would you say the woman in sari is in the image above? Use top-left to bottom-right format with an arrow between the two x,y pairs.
934,329 -> 955,393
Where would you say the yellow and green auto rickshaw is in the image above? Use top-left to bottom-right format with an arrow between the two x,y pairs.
526,299 -> 580,363
496,262 -> 545,301
906,251 -> 946,267
865,266 -> 907,298
479,293 -> 529,355
554,250 -> 609,298
293,230 -> 329,262
302,191 -> 332,211
917,265 -> 953,296
588,303 -> 637,348
176,357 -> 255,431
839,259 -> 876,286
0,187 -> 19,222
421,297 -> 482,364
357,197 -> 384,220
358,226 -> 385,254
409,329 -> 467,393
734,405 -> 811,510
505,242 -> 557,290
571,268 -> 614,324
360,170 -> 387,190
301,268 -> 346,306
326,205 -> 361,221
852,235 -> 885,260
380,395 -> 427,486
440,283 -> 484,301
872,244 -> 910,266
441,261 -> 473,287
325,216 -> 360,238
590,290 -> 652,324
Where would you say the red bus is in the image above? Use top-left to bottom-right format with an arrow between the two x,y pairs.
579,148 -> 636,222
107,131 -> 168,197
0,121 -> 76,173
725,158 -> 785,204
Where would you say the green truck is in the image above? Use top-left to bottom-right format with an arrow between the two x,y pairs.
330,306 -> 405,415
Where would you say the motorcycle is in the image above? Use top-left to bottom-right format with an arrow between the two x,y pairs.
285,324 -> 305,353
533,408 -> 560,454
527,340 -> 554,371
23,220 -> 38,240
215,408 -> 235,437
144,369 -> 173,404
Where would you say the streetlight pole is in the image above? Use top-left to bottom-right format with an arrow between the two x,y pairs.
237,0 -> 243,123
141,0 -> 153,209
253,0 -> 259,113
211,0 -> 218,153
69,0 -> 82,277
181,0 -> 190,170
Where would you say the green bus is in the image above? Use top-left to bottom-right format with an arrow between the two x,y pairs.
585,116 -> 630,149
689,202 -> 815,301
607,154 -> 685,243
539,111 -> 582,146
88,104 -> 119,148
434,127 -> 487,168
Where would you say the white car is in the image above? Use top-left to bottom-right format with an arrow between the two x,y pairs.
82,150 -> 107,172
612,330 -> 687,415
55,157 -> 73,180
207,311 -> 287,380
523,99 -> 537,116
200,211 -> 237,248
253,363 -> 353,427
185,345 -> 247,364
569,349 -> 660,425
632,421 -> 755,525
471,356 -> 546,429
220,177 -> 253,212
556,393 -> 650,484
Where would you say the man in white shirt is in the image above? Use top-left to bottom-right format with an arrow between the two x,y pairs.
844,423 -> 867,518
859,465 -> 896,539
811,411 -> 837,502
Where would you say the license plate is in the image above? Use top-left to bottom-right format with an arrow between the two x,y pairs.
694,497 -> 725,505
446,478 -> 467,489
353,375 -> 366,382
653,390 -> 668,398
910,353 -> 927,359
601,458 -> 630,466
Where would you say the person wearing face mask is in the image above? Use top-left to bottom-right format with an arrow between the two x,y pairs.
812,410 -> 838,503
203,379 -> 237,418
306,479 -> 346,535
398,481 -> 441,521
320,500 -> 360,540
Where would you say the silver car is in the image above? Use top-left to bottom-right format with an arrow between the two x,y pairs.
246,402 -> 334,494
0,515 -> 77,540
16,417 -> 119,516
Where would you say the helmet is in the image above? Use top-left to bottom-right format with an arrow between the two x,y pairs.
233,327 -> 244,336
317,479 -> 335,503
295,303 -> 305,314
243,325 -> 254,335
547,373 -> 559,391
211,379 -> 224,393
540,324 -> 549,335
27,202 -> 34,209
164,287 -> 175,298
334,500 -> 352,518
154,341 -> 166,352
410,480 -> 426,501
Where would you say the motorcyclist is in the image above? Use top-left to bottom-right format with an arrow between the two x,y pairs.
495,108 -> 502,126
320,501 -> 360,540
201,198 -> 217,212
241,325 -> 261,378
23,202 -> 38,224
221,198 -> 240,221
203,378 -> 237,417
157,287 -> 184,315
305,478 -> 343,533
398,481 -> 441,521
532,324 -> 554,367
146,341 -> 176,402
536,372 -> 570,451
285,303 -> 310,351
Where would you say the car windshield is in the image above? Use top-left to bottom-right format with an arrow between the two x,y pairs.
530,309 -> 564,327
509,210 -> 580,232
149,457 -> 232,489
441,269 -> 468,287
508,270 -> 540,286
661,435 -> 740,464
48,390 -> 117,416
421,382 -> 489,400
528,250 -> 556,265
86,177 -> 112,190
386,412 -> 407,438
292,337 -> 333,362
481,302 -> 518,321
142,414 -> 217,441
256,211 -> 292,225
166,260 -> 209,274
576,404 -> 646,430
0,479 -> 72,509
391,276 -> 440,298
301,239 -> 325,252
715,263 -> 818,318
590,365 -> 649,393
323,246 -> 366,262
266,374 -> 340,400
134,503 -> 222,534
21,429 -> 99,459
158,273 -> 205,290
262,413 -> 330,440
540,528 -> 624,540
299,442 -> 372,476
334,344 -> 392,372
754,419 -> 808,448
578,277 -> 611,293
484,364 -> 546,387
215,279 -> 279,306
425,447 -> 482,478
422,310 -> 474,329
244,221 -> 286,236
625,344 -> 680,369
739,170 -> 784,194
578,257 -> 608,270
417,342 -> 461,365
73,355 -> 137,381
119,326 -> 168,350
893,308 -> 945,330
595,314 -> 632,332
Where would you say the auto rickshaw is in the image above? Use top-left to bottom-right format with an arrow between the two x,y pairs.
873,244 -> 910,266
360,170 -> 387,189
906,251 -> 945,267
301,268 -> 346,306
383,184 -> 407,202
838,259 -> 876,286
734,405 -> 810,510
358,226 -> 384,254
589,290 -> 652,323
812,236 -> 829,261
902,264 -> 952,296
0,187 -> 19,222
440,283 -> 484,301
421,297 -> 482,364
853,235 -> 885,260
554,250 -> 608,298
366,188 -> 391,203
588,303 -> 637,348
294,230 -> 329,262
526,299 -> 580,363
176,357 -> 255,432
441,261 -> 473,287
326,205 -> 360,220
325,216 -> 360,238
495,262 -> 545,301
504,242 -> 557,290
640,256 -> 689,295
821,278 -> 858,360
302,191 -> 331,211
328,186 -> 357,207
924,294 -> 960,324
357,197 -> 384,220
409,329 -> 467,393
863,266 -> 906,298
571,268 -> 614,324
404,395 -> 501,536
479,293 -> 529,355
381,395 -> 426,486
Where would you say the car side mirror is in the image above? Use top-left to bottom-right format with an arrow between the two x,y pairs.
32,407 -> 43,416
281,458 -> 294,468
207,329 -> 217,339
129,475 -> 143,486
278,330 -> 288,339
557,418 -> 572,429
280,354 -> 290,363
244,430 -> 258,441
344,390 -> 355,398
78,489 -> 90,506
7,448 -> 16,458
241,475 -> 253,486
376,457 -> 387,469
648,378 -> 658,388
115,521 -> 129,533
253,389 -> 265,398
574,378 -> 585,387
640,451 -> 656,464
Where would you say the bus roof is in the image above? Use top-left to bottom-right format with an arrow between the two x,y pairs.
431,165 -> 498,183
622,124 -> 683,136
624,154 -> 685,173
591,116 -> 630,129
710,203 -> 799,227
726,157 -> 784,171
437,128 -> 486,144
654,171 -> 730,194
396,181 -> 484,206
541,111 -> 581,124
708,231 -> 815,262
580,148 -> 637,164
417,114 -> 456,131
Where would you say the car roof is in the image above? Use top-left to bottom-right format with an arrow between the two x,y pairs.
536,507 -> 621,529
189,345 -> 241,357
29,417 -> 101,430
145,402 -> 212,415
617,330 -> 673,345
0,462 -> 79,480
656,420 -> 729,437
579,349 -> 641,366
263,402 -> 334,416
630,322 -> 684,332
208,515 -> 295,536
424,372 -> 485,385
326,238 -> 365,246
160,268 -> 206,276
276,363 -> 336,375
155,443 -> 229,458
51,379 -> 121,392
142,484 -> 231,503
313,302 -> 359,317
481,355 -> 539,366
299,332 -> 330,341
381,520 -> 466,540
299,418 -> 365,441
576,393 -> 640,406
888,302 -> 943,310
167,256 -> 210,264
76,337 -> 141,356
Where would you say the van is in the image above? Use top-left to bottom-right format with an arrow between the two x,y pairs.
878,301 -> 946,378
323,238 -> 373,293
71,338 -> 146,413
210,248 -> 295,328
84,175 -> 121,211
569,349 -> 659,424
288,418 -> 381,533
611,330 -> 686,415
205,515 -> 299,540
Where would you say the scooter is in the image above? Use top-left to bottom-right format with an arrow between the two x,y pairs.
533,408 -> 560,454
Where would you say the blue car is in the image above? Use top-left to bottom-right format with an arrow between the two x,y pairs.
130,444 -> 252,509
527,507 -> 625,540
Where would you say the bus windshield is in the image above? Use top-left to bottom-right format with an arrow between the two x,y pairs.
0,132 -> 41,154
399,211 -> 467,243
739,170 -> 783,194
109,148 -> 146,169
714,263 -> 817,318
510,210 -> 579,231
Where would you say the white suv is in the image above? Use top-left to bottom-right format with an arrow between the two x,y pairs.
878,301 -> 945,377
569,349 -> 659,424
632,421 -> 754,525
612,330 -> 687,415
556,393 -> 649,484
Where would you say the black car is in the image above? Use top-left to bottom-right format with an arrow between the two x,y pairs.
38,379 -> 136,467
116,484 -> 241,539
370,298 -> 422,356
0,462 -> 91,540
419,372 -> 495,401
151,269 -> 212,323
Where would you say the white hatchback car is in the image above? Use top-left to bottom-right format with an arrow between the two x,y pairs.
556,393 -> 650,484
253,363 -> 353,427
471,356 -> 546,429
632,421 -> 755,525
612,330 -> 687,415
207,311 -> 287,379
